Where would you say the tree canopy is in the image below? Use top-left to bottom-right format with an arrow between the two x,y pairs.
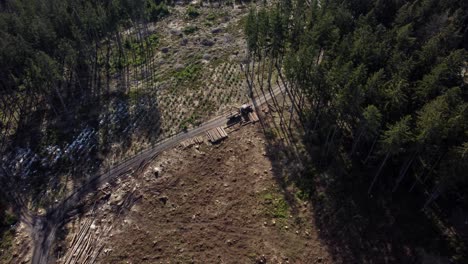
244,0 -> 468,231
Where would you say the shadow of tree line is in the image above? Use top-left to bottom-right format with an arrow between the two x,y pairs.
0,45 -> 163,221
252,86 -> 466,263
0,63 -> 164,263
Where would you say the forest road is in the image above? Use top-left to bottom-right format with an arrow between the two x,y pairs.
30,83 -> 284,264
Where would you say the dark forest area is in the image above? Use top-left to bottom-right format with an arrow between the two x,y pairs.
0,0 -> 170,257
0,0 -> 168,148
244,0 -> 468,262
0,0 -> 168,163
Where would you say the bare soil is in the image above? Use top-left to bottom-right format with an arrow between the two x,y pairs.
57,123 -> 330,264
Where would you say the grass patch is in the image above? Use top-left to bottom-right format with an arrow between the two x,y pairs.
179,113 -> 201,130
127,88 -> 146,103
264,127 -> 278,140
186,5 -> 200,19
183,25 -> 199,35
246,252 -> 258,261
108,33 -> 159,71
295,188 -> 311,201
262,191 -> 289,219
174,64 -> 201,83
206,12 -> 217,21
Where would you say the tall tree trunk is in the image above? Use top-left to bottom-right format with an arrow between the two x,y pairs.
409,153 -> 443,192
266,58 -> 292,142
368,152 -> 390,195
106,37 -> 111,94
364,135 -> 378,164
326,128 -> 336,157
423,185 -> 441,210
392,153 -> 416,192
276,66 -> 305,128
53,83 -> 67,112
350,127 -> 364,156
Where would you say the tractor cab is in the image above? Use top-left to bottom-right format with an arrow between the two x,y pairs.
240,104 -> 253,115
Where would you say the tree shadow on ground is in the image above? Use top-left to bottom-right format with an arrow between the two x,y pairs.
0,61 -> 163,262
258,110 -> 466,263
3,86 -> 161,202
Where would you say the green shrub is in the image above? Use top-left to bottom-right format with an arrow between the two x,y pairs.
174,64 -> 201,82
183,25 -> 199,35
124,38 -> 132,50
264,127 -> 277,140
186,5 -> 200,19
147,2 -> 170,21
147,33 -> 159,46
263,192 -> 289,219
4,212 -> 17,226
206,12 -> 216,21
180,113 -> 201,130
1,209 -> 17,227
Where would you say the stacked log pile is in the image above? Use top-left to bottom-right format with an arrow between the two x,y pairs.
206,127 -> 228,143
